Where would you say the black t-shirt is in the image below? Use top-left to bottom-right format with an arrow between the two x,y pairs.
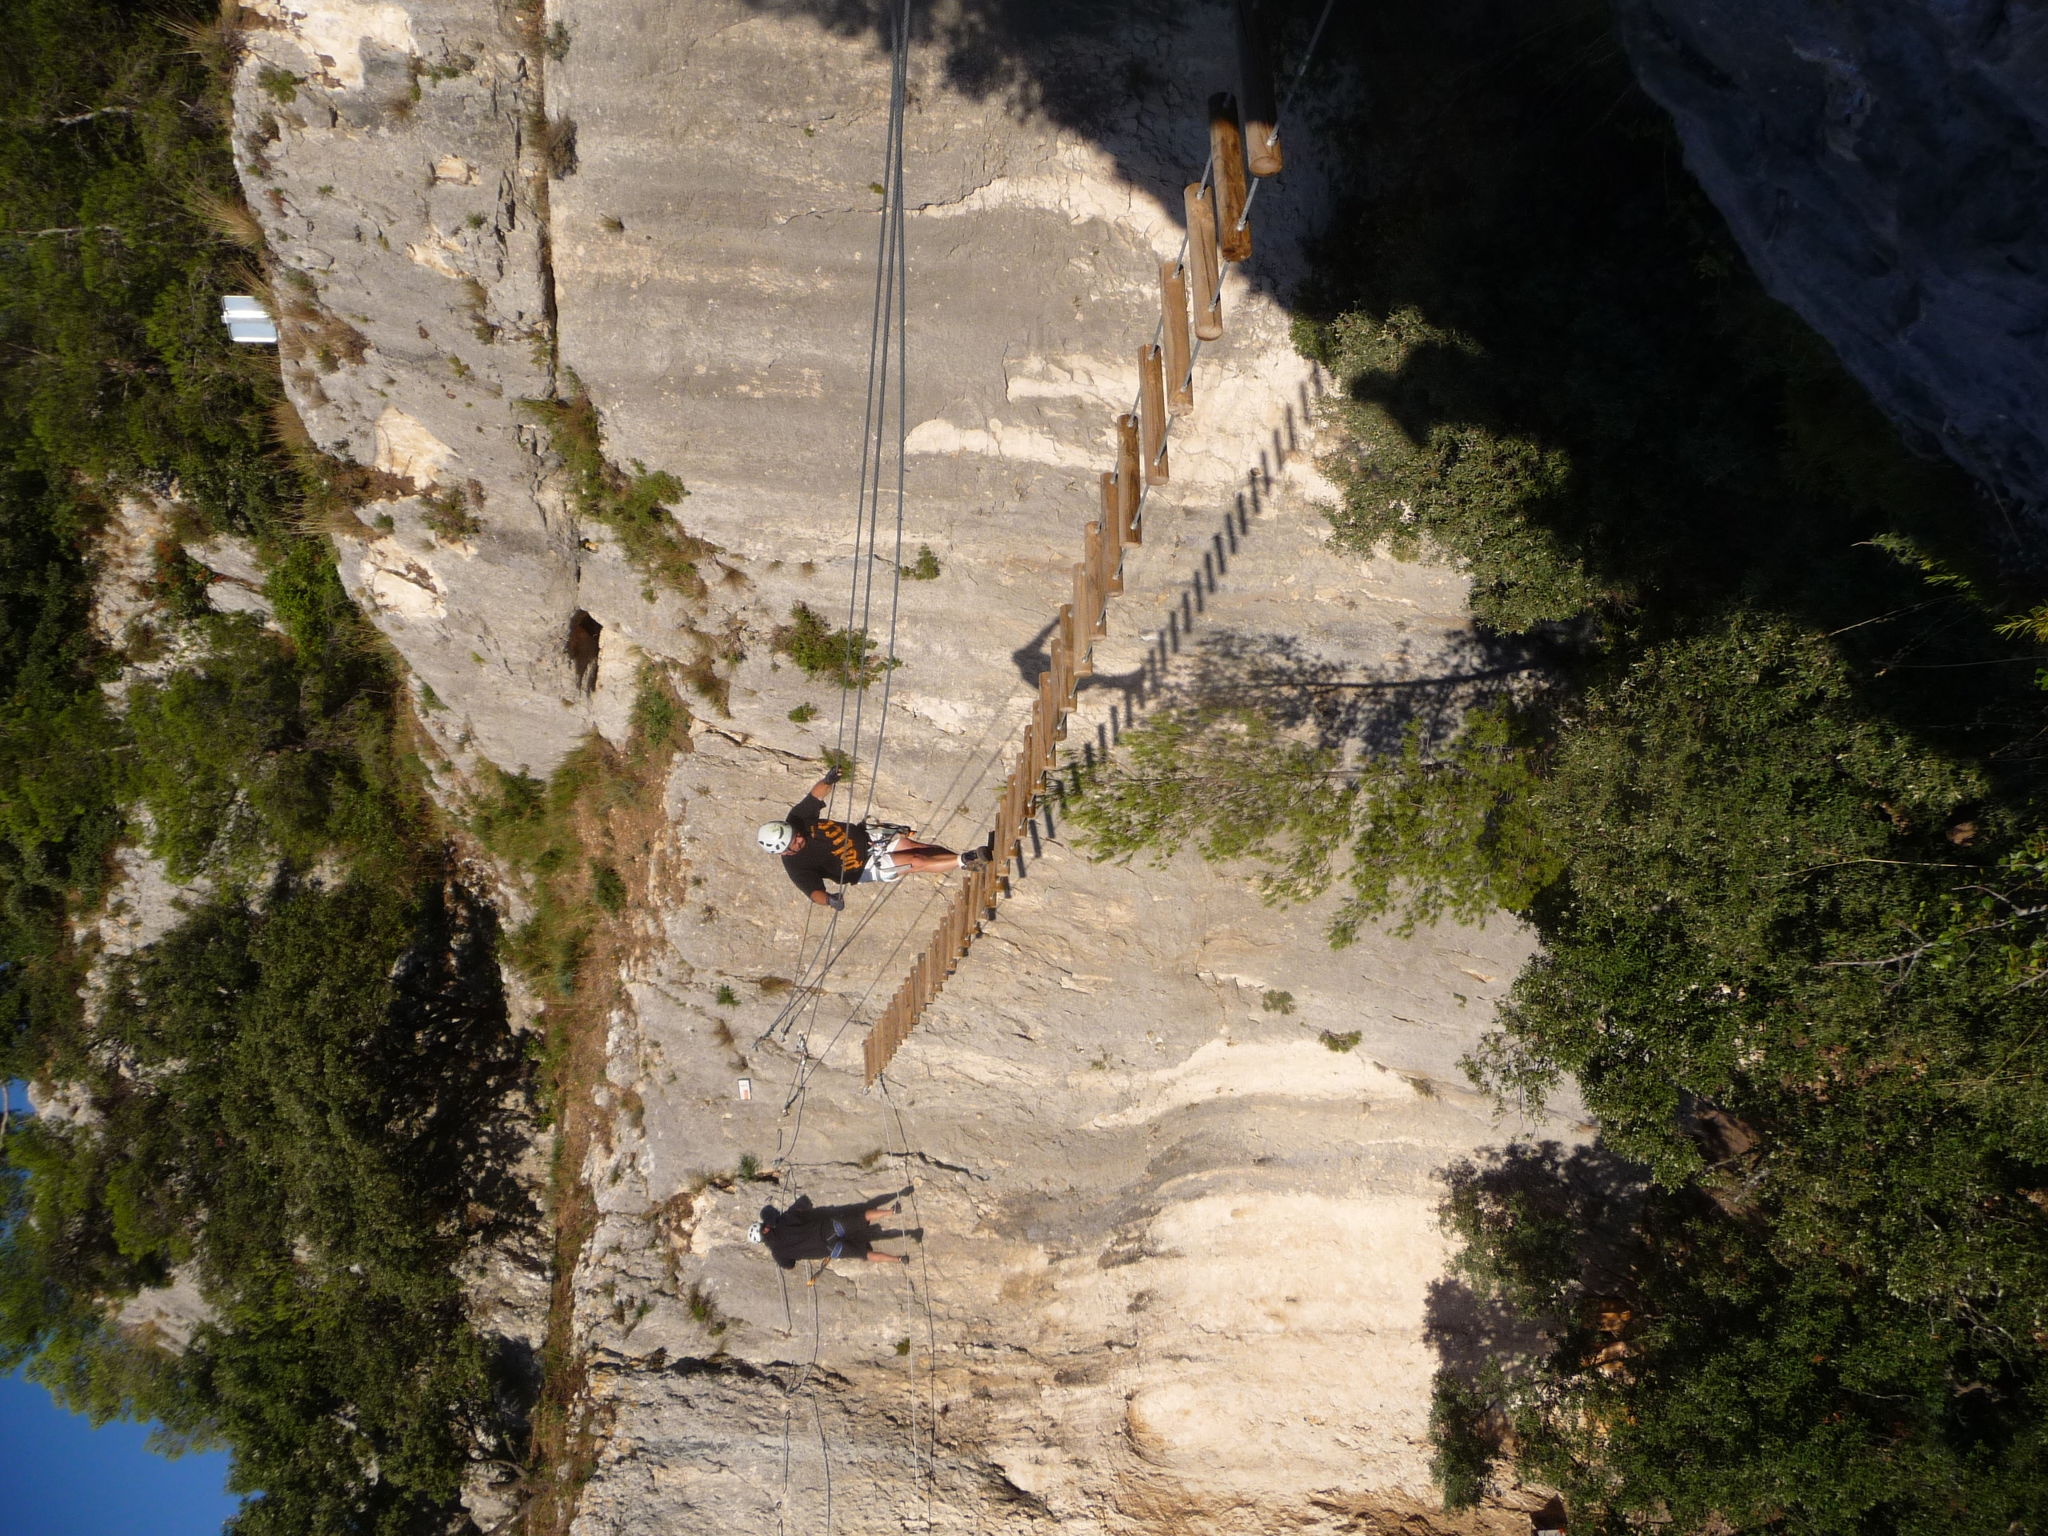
758,1197 -> 869,1268
781,793 -> 871,898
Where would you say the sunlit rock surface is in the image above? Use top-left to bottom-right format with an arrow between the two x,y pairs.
234,0 -> 1578,1529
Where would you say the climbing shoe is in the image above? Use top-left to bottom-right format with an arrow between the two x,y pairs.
958,847 -> 988,869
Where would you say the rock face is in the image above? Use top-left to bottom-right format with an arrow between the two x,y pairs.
237,0 -> 1576,1530
234,0 -> 631,775
1614,0 -> 2048,533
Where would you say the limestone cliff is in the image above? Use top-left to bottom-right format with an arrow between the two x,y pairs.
1615,0 -> 2048,534
233,1 -> 1572,1529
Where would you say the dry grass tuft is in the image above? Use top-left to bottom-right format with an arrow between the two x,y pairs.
186,185 -> 267,251
530,113 -> 578,178
162,0 -> 245,71
265,397 -> 314,455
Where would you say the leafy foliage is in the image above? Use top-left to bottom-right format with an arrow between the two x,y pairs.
772,602 -> 896,690
517,376 -> 706,595
469,666 -> 690,1003
1101,0 -> 2048,1525
1070,701 -> 1556,943
0,5 -> 536,1529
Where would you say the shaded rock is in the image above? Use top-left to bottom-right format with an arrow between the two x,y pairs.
1616,0 -> 2048,534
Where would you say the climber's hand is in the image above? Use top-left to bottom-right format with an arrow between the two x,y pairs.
820,762 -> 843,786
826,892 -> 845,912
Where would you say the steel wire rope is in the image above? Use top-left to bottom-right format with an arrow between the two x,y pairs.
771,715 -> 1021,1140
777,867 -> 953,1125
859,16 -> 913,824
834,3 -> 908,771
771,1262 -> 831,1536
878,1072 -> 943,1531
770,9 -> 1338,1528
765,0 -> 915,1068
1233,0 -> 1338,235
840,0 -> 913,816
1120,0 -> 1340,474
767,16 -> 912,1529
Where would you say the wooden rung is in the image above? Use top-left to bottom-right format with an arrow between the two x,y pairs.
1041,669 -> 1064,749
1078,549 -> 1105,640
1160,261 -> 1193,415
1098,489 -> 1125,595
1139,344 -> 1169,485
1115,414 -> 1142,545
1234,0 -> 1283,177
1099,474 -> 1125,594
1185,183 -> 1223,341
1210,93 -> 1252,263
1071,567 -> 1100,659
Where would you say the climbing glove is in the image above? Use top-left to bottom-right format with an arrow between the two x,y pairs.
826,892 -> 845,912
820,762 -> 843,785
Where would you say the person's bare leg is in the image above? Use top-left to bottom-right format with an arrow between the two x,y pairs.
863,1204 -> 897,1223
888,842 -> 960,873
862,1250 -> 907,1265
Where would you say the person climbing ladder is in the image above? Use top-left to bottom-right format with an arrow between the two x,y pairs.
758,763 -> 987,909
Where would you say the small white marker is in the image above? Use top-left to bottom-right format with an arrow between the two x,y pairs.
737,1078 -> 752,1101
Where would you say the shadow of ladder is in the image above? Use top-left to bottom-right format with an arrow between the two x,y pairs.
862,0 -> 1311,1086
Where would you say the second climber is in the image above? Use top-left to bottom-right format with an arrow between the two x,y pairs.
757,762 -> 987,909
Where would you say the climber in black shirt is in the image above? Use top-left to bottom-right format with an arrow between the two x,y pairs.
748,1192 -> 921,1280
756,763 -> 988,908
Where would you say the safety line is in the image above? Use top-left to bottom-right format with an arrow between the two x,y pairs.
879,1073 -> 942,1531
854,0 -> 1344,1082
765,9 -> 912,1531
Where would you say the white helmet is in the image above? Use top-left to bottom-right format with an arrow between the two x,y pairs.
756,821 -> 794,854
746,1222 -> 765,1243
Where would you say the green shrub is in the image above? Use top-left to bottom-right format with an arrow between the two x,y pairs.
1071,702 -> 1555,944
518,376 -> 707,595
901,543 -> 940,580
418,482 -> 481,542
628,664 -> 687,756
148,541 -> 213,622
771,603 -> 895,689
1300,2 -> 2048,1526
255,65 -> 299,104
1427,1369 -> 1500,1509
